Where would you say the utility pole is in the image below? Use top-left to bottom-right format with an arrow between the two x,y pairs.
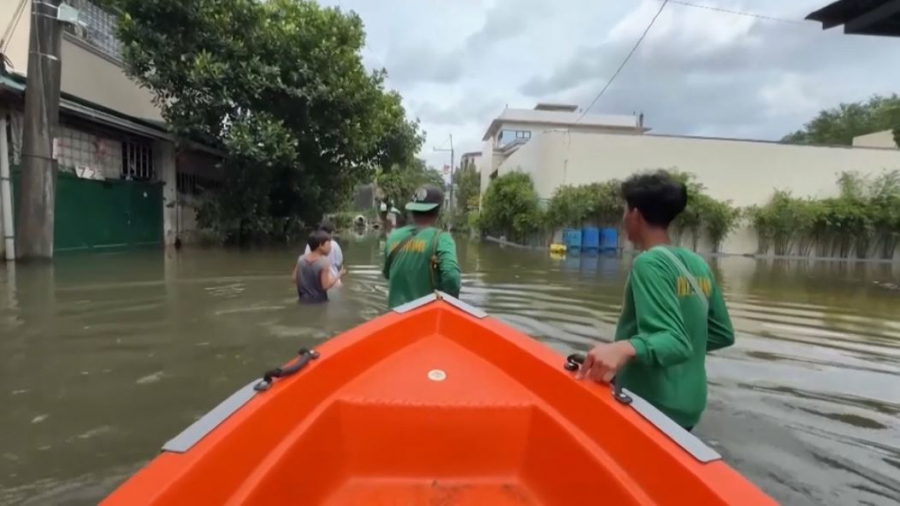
432,134 -> 454,211
17,0 -> 63,260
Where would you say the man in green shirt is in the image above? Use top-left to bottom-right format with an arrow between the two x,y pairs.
577,171 -> 734,429
383,184 -> 461,309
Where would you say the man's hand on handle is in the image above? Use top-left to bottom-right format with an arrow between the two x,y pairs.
576,341 -> 637,383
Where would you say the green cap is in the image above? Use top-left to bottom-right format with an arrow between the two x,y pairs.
405,184 -> 444,212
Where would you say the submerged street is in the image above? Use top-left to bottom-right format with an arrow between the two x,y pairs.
1,236 -> 899,505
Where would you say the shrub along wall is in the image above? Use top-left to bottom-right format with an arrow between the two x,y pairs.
480,169 -> 900,259
480,170 -> 740,252
748,171 -> 900,260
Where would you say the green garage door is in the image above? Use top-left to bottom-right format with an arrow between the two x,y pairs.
13,170 -> 163,253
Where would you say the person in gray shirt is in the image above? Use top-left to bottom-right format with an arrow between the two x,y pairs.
293,230 -> 344,303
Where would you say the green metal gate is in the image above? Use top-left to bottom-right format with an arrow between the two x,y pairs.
13,169 -> 163,253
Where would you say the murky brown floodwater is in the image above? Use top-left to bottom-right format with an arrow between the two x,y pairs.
1,234 -> 899,505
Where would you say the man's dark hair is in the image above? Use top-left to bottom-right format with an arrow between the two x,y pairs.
307,230 -> 331,252
318,221 -> 335,234
621,171 -> 688,228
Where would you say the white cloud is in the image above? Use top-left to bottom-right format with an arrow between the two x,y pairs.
324,0 -> 900,167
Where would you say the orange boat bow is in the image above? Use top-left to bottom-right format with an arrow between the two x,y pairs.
103,293 -> 775,505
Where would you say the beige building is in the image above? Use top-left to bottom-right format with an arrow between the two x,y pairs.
1,0 -> 217,257
479,104 -> 900,256
479,103 -> 647,194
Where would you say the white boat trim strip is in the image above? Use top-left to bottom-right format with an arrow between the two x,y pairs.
623,388 -> 722,463
162,380 -> 259,453
437,292 -> 488,319
392,293 -> 438,314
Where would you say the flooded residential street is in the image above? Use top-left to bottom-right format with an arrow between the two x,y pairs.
1,235 -> 899,506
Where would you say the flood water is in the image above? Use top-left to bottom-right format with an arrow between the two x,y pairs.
1,235 -> 899,505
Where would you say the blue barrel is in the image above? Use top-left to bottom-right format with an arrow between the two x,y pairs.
582,227 -> 600,253
600,228 -> 618,251
563,229 -> 582,251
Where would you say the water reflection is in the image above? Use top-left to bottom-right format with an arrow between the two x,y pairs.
1,237 -> 899,506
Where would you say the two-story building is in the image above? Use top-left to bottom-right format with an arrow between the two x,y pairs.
0,0 -> 220,258
479,103 -> 647,194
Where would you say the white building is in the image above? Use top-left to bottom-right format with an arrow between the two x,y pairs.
478,104 -> 900,255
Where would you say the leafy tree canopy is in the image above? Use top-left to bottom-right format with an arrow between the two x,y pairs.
111,0 -> 423,241
375,159 -> 444,211
782,95 -> 900,147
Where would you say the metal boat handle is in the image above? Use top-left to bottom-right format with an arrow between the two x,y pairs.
254,348 -> 319,392
564,353 -> 633,405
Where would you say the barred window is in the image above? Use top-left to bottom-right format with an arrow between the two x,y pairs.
177,172 -> 221,195
64,0 -> 123,61
123,140 -> 154,181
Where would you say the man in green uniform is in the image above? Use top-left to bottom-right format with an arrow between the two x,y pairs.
383,184 -> 461,309
577,171 -> 734,430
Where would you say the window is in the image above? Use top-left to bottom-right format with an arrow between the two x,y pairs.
498,129 -> 532,147
177,172 -> 221,195
56,125 -> 123,179
64,0 -> 123,61
122,140 -> 155,181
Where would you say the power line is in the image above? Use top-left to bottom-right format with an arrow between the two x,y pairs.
664,0 -> 804,25
576,0 -> 669,123
1,0 -> 29,54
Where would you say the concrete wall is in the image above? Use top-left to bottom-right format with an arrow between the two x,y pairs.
496,130 -> 900,255
853,130 -> 897,149
1,1 -> 161,121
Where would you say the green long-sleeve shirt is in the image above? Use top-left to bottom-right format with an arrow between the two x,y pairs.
383,226 -> 461,309
615,246 -> 734,428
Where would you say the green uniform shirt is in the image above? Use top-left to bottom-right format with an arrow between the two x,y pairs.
615,246 -> 735,428
383,226 -> 461,309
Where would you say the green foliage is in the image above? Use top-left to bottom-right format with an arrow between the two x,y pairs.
375,159 -> 444,211
588,181 -> 625,226
454,163 -> 481,212
546,185 -> 596,228
114,0 -> 423,243
749,171 -> 900,259
491,169 -> 735,250
695,195 -> 740,253
746,192 -> 818,256
783,95 -> 900,146
546,182 -> 625,229
666,170 -> 738,252
479,172 -> 543,243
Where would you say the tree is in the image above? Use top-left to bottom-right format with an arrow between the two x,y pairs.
782,95 -> 900,146
454,164 -> 480,213
479,172 -> 543,242
547,185 -> 596,228
112,0 -> 423,242
375,159 -> 444,211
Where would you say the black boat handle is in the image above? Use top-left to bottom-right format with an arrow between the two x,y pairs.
254,348 -> 319,392
564,352 -> 633,405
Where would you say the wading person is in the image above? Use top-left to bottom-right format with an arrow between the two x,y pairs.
304,221 -> 344,285
294,230 -> 344,303
383,184 -> 461,309
577,171 -> 734,430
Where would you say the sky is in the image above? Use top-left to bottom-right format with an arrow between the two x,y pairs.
320,0 -> 900,169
